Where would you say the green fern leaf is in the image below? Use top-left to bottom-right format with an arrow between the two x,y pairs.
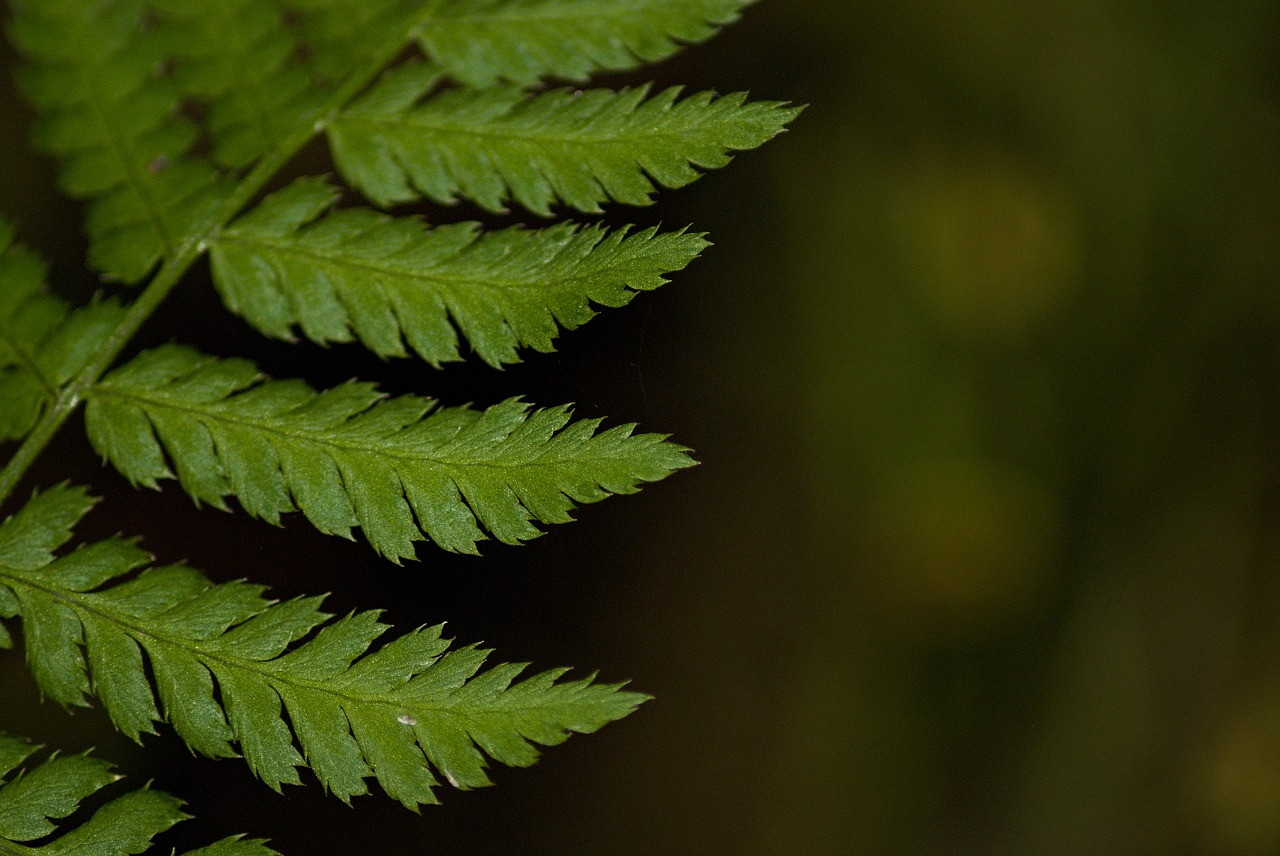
150,0 -> 327,169
328,61 -> 800,214
0,486 -> 95,653
0,484 -> 94,565
0,487 -> 648,808
82,345 -> 694,560
0,222 -> 61,442
182,839 -> 280,856
0,733 -> 276,855
208,178 -> 708,366
284,0 -> 424,82
416,0 -> 754,87
0,739 -> 184,854
286,0 -> 748,87
0,223 -> 126,442
9,0 -> 232,282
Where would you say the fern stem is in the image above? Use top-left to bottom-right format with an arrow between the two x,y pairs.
0,0 -> 447,511
0,245 -> 196,508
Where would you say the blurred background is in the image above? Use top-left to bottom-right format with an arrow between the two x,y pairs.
4,1 -> 1280,853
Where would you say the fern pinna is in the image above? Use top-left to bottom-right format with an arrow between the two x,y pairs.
0,731 -> 277,854
0,0 -> 796,850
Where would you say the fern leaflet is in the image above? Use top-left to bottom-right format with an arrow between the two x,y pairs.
416,0 -> 755,87
284,0 -> 426,83
208,178 -> 708,367
0,222 -> 60,442
0,486 -> 648,808
0,221 -> 125,442
150,0 -> 327,170
0,732 -> 275,855
8,0 -> 232,283
329,61 -> 798,213
82,345 -> 694,561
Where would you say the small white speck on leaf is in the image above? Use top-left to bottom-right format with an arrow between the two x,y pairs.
396,714 -> 416,726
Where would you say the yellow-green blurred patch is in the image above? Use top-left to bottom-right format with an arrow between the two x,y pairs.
889,150 -> 1082,343
1191,680 -> 1280,856
860,458 -> 1056,633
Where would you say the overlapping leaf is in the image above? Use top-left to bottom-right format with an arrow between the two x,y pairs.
284,0 -> 425,82
150,0 -> 326,169
328,61 -> 800,214
0,220 -> 125,442
83,345 -> 694,560
8,0 -> 232,282
209,178 -> 708,366
284,0 -> 750,87
0,222 -> 60,442
416,0 -> 755,87
0,732 -> 276,855
0,487 -> 648,808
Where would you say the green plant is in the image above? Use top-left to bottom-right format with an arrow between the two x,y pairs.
0,0 -> 796,851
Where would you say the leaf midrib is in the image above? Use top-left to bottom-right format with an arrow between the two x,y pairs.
87,383 -> 633,472
215,229 -> 642,296
337,109 -> 691,148
72,61 -> 176,252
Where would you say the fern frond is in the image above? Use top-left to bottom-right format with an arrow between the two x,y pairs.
8,0 -> 232,282
150,0 -> 327,169
0,732 -> 276,855
82,345 -> 694,561
208,178 -> 709,367
328,61 -> 800,214
0,221 -> 125,442
416,0 -> 754,87
0,487 -> 649,808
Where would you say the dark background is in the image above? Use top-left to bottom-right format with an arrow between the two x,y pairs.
5,1 -> 1280,853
